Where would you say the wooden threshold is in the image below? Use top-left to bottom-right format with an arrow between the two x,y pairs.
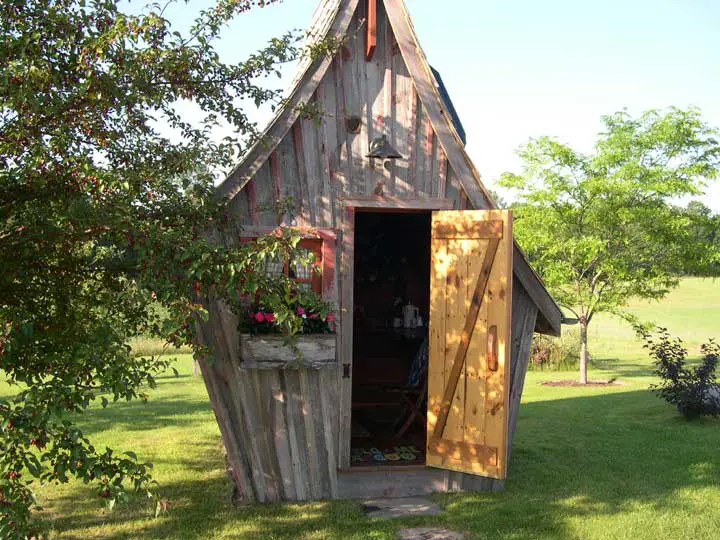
344,464 -> 427,473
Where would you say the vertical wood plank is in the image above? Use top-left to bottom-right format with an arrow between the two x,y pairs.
316,85 -> 337,227
338,206 -> 355,469
484,211 -> 512,477
282,370 -> 310,500
443,238 -> 469,445
331,53 -> 352,197
299,369 -> 322,498
383,6 -> 396,193
245,178 -> 260,225
437,149 -> 448,199
365,0 -> 377,59
427,234 -> 447,470
292,121 -> 314,226
319,368 -> 339,497
268,150 -> 282,225
268,371 -> 295,499
462,239 -> 489,475
392,52 -> 413,195
406,89 -> 419,194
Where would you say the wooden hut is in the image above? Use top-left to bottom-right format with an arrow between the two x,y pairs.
194,0 -> 563,503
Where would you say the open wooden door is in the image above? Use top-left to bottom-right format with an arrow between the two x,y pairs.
427,210 -> 513,479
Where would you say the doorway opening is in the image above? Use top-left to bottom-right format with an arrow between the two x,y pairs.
350,211 -> 431,468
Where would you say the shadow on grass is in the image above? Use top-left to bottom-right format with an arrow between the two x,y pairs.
47,388 -> 720,540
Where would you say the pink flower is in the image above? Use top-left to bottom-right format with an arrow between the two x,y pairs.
253,312 -> 265,323
326,313 -> 335,322
309,313 -> 319,319
297,307 -> 305,316
264,313 -> 275,322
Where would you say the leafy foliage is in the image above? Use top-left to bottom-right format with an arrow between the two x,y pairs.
530,329 -> 581,371
0,0 -> 315,535
501,108 -> 720,382
242,288 -> 336,336
639,327 -> 720,419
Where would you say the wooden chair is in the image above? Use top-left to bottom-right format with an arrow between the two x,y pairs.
352,337 -> 428,438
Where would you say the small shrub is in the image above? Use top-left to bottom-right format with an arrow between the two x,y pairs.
530,328 -> 581,371
640,326 -> 720,420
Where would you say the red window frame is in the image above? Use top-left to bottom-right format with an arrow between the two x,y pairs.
239,226 -> 336,299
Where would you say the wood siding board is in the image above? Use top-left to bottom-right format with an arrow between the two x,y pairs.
344,9 -> 366,195
300,113 -> 324,227
422,115 -> 434,196
217,0 -> 360,200
317,77 -> 339,228
248,371 -> 280,501
319,367 -> 340,497
282,370 -> 310,500
463,240 -> 488,470
409,93 -> 422,195
276,136 -> 301,226
291,121 -> 314,226
245,178 -> 260,225
338,206 -> 355,469
506,279 -> 538,463
359,0 -> 375,195
427,235 -> 446,470
331,53 -> 353,197
438,149 -> 448,198
384,7 -> 396,193
255,371 -> 283,499
298,369 -> 323,498
269,150 -> 282,225
392,54 -> 413,195
365,0 -> 377,60
234,371 -> 270,500
252,163 -> 278,226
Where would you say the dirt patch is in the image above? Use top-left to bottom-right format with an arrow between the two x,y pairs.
541,379 -> 626,387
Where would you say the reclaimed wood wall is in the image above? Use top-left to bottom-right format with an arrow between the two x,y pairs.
230,0 -> 470,231
195,296 -> 340,503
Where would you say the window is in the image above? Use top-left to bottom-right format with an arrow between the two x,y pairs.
240,227 -> 336,298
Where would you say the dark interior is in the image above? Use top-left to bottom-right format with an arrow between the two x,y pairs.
350,211 -> 431,467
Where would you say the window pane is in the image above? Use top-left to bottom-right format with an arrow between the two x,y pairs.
291,248 -> 314,281
265,254 -> 285,277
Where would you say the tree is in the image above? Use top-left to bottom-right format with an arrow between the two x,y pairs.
500,108 -> 720,384
680,201 -> 720,275
0,0 -> 313,535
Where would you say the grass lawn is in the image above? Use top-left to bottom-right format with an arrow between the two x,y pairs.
2,277 -> 719,539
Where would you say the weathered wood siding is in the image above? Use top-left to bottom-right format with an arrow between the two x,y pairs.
195,299 -> 339,503
234,1 -> 467,230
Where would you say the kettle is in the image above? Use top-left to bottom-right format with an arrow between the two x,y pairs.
402,303 -> 420,329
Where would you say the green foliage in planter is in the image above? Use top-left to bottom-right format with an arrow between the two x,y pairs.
640,327 -> 720,419
241,285 -> 336,336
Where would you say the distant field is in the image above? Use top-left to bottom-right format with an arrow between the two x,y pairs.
1,277 -> 719,539
588,276 -> 720,373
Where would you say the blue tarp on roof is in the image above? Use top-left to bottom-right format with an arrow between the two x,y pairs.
430,66 -> 467,146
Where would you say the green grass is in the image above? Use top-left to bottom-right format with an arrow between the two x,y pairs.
2,277 -> 720,539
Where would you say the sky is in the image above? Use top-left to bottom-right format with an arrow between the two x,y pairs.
153,0 -> 720,210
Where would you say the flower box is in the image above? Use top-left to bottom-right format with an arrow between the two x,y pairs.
239,333 -> 337,369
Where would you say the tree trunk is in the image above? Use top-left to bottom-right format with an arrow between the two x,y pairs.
579,318 -> 589,384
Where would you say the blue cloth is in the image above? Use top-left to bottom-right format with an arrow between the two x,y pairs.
406,337 -> 429,387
